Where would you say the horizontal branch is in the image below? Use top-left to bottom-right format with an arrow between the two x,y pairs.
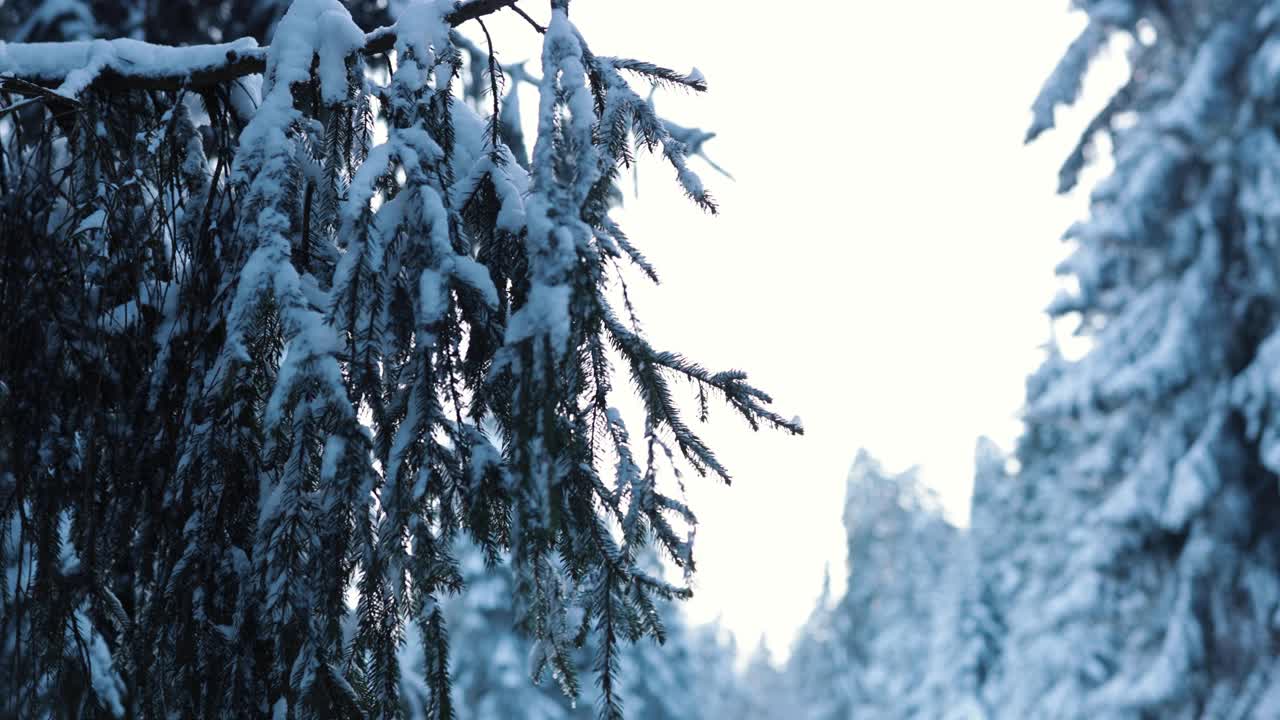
0,0 -> 525,96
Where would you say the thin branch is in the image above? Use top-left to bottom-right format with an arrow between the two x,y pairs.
0,93 -> 60,119
364,0 -> 526,55
508,4 -> 548,34
0,78 -> 81,132
0,77 -> 81,107
0,0 -> 527,95
447,0 -> 528,28
475,17 -> 503,157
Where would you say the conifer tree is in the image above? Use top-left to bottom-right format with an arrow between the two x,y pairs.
684,622 -> 747,720
0,1 -> 798,717
837,452 -> 958,715
736,640 -> 789,720
995,1 -> 1280,716
782,565 -> 855,720
910,439 -> 1009,720
769,451 -> 959,719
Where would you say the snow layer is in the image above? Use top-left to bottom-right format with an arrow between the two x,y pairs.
0,36 -> 261,97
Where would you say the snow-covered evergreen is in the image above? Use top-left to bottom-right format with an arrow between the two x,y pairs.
1001,1 -> 1280,716
0,1 -> 797,717
782,566 -> 855,720
835,453 -> 958,716
763,451 -> 959,719
911,440 -> 1008,720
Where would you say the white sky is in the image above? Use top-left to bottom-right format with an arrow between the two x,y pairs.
475,1 -> 1127,659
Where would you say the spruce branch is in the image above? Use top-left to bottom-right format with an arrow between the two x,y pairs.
605,58 -> 707,93
0,0 -> 530,95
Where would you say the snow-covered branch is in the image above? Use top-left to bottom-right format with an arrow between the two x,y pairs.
0,0 -> 525,96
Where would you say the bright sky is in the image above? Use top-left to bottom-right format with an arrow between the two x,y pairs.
477,1 -> 1127,659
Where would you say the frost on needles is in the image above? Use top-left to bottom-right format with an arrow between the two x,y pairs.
0,1 -> 800,717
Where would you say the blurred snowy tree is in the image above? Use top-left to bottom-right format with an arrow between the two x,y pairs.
735,640 -> 789,720
684,622 -> 746,719
780,565 -> 855,720
0,1 -> 797,717
1001,0 -> 1280,716
910,439 -> 1009,720
769,451 -> 959,719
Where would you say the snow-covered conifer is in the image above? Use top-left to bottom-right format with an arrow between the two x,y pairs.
0,1 -> 796,717
998,2 -> 1280,716
781,565 -> 855,720
769,451 -> 959,719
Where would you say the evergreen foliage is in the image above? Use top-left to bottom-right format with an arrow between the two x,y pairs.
0,1 -> 797,717
997,1 -> 1280,715
405,540 -> 725,720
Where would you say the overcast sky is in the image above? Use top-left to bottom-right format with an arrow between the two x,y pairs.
478,0 -> 1128,659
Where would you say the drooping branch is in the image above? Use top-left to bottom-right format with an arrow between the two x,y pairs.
0,0 -> 530,96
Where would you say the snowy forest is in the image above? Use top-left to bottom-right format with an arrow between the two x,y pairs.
3,0 -> 1280,718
